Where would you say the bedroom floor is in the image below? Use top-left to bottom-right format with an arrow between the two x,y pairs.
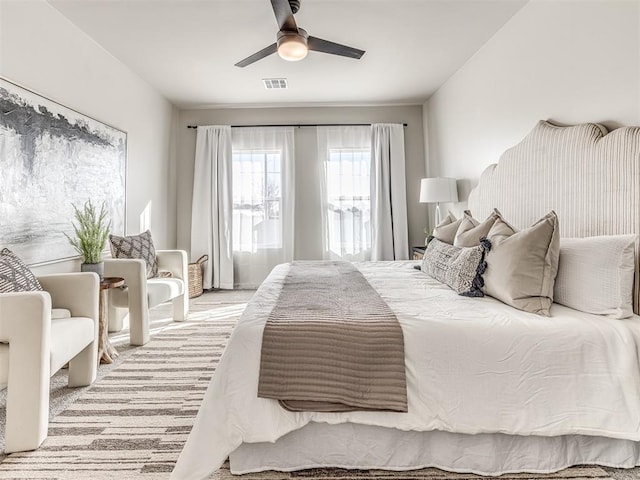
0,290 -> 638,479
609,469 -> 640,480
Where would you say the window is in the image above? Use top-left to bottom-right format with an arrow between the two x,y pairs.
232,150 -> 282,252
325,147 -> 372,259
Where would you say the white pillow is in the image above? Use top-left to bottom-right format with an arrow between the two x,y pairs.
554,235 -> 636,319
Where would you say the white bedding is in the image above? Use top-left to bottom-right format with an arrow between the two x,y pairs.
230,423 -> 640,475
172,261 -> 640,480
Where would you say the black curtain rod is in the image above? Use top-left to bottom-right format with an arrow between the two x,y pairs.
187,123 -> 408,129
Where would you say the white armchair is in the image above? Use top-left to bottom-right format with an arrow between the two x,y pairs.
104,250 -> 188,346
0,272 -> 99,453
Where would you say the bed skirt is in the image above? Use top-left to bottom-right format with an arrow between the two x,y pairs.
229,422 -> 640,476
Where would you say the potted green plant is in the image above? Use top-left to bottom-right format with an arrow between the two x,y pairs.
65,200 -> 111,279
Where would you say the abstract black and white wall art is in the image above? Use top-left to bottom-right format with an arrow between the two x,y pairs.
0,78 -> 126,265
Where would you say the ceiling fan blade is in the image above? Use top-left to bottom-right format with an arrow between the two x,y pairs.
270,0 -> 298,32
235,43 -> 278,67
307,36 -> 365,60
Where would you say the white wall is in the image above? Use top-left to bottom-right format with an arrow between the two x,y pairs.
425,0 -> 640,212
176,106 -> 427,260
0,0 -> 176,274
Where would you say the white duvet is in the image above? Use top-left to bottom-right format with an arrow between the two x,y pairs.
172,261 -> 640,480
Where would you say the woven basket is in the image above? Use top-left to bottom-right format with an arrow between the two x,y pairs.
188,255 -> 208,299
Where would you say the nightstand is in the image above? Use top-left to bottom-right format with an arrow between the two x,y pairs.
412,246 -> 426,260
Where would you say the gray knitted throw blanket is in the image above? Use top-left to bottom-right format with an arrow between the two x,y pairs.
258,261 -> 408,413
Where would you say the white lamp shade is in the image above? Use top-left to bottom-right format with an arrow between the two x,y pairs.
419,177 -> 458,203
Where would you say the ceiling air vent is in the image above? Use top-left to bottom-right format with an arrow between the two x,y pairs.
262,78 -> 288,90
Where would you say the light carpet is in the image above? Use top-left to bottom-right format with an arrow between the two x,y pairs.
0,291 -> 636,479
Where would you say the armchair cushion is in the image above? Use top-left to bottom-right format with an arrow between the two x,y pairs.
0,314 -> 94,381
109,230 -> 159,278
109,278 -> 185,310
50,316 -> 95,374
0,248 -> 43,293
51,309 -> 71,319
147,278 -> 185,309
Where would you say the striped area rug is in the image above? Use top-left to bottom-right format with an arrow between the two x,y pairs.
0,292 -> 620,479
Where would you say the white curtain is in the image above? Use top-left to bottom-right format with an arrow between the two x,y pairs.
317,126 -> 372,261
371,123 -> 409,260
231,127 -> 295,288
191,126 -> 234,290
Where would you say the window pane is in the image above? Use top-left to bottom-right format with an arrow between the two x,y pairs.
325,148 -> 371,259
266,200 -> 280,220
232,150 -> 282,252
266,153 -> 280,173
266,172 -> 281,199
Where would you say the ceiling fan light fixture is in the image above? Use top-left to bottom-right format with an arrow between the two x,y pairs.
277,30 -> 308,61
234,1 -> 365,68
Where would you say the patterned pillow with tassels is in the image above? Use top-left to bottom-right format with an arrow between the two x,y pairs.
420,238 -> 487,297
0,248 -> 44,293
109,230 -> 159,278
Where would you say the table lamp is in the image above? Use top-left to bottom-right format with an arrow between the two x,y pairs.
419,177 -> 458,226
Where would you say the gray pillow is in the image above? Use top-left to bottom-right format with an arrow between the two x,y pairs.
109,230 -> 159,278
0,248 -> 43,293
482,211 -> 560,316
421,238 -> 485,296
432,212 -> 463,245
454,209 -> 500,247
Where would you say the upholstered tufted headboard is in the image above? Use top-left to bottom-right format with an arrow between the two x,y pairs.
467,120 -> 640,314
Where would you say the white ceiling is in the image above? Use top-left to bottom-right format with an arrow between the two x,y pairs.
48,0 -> 527,108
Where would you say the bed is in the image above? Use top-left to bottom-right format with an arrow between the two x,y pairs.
172,121 -> 640,480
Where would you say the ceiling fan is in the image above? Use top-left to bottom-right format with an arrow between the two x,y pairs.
235,0 -> 365,67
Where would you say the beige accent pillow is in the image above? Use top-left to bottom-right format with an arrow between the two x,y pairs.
432,212 -> 463,245
454,209 -> 501,247
483,211 -> 560,316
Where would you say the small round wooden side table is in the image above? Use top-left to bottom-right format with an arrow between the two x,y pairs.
98,276 -> 125,364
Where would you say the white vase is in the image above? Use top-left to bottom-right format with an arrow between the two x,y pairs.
81,262 -> 104,280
